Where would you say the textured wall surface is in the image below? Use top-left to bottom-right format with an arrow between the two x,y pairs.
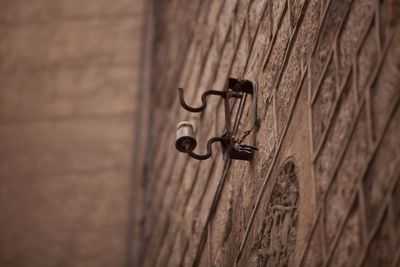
142,0 -> 400,266
0,1 -> 145,266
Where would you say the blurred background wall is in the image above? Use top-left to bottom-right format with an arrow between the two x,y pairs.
0,1 -> 147,266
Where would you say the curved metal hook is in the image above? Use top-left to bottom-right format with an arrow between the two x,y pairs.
176,77 -> 258,161
187,137 -> 227,160
178,88 -> 227,113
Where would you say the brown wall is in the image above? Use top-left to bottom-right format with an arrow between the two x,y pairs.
142,0 -> 400,266
0,1 -> 145,267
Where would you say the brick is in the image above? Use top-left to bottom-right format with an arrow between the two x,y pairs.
271,1 -> 287,35
295,0 -> 322,63
0,18 -> 140,73
1,0 -> 143,23
191,158 -> 226,263
245,28 -> 266,79
314,74 -> 356,200
310,0 -> 352,95
324,107 -> 369,245
0,1 -> 142,267
230,18 -> 250,78
0,115 -> 134,178
356,24 -> 379,96
370,33 -> 400,141
330,203 -> 363,267
0,170 -> 131,233
248,0 -> 267,39
378,0 -> 393,47
275,58 -> 303,137
210,177 -> 234,264
0,66 -> 137,119
290,0 -> 307,27
262,11 -> 290,94
301,221 -> 324,267
215,0 -> 238,52
337,0 -> 374,82
311,56 -> 337,150
362,210 -> 396,267
0,223 -> 128,267
197,38 -> 222,97
364,104 -> 400,232
212,26 -> 240,91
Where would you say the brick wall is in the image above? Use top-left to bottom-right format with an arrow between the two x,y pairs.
142,0 -> 400,266
0,1 -> 144,266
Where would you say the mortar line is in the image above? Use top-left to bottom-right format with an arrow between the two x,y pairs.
333,40 -> 341,93
208,222 -> 212,267
365,83 -> 375,148
357,181 -> 369,245
374,0 -> 382,54
352,57 -> 359,105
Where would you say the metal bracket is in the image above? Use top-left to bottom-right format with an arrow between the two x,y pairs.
175,77 -> 258,161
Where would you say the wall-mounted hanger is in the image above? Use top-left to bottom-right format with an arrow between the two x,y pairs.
175,77 -> 258,161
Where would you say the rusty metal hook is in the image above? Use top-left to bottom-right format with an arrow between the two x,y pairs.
187,137 -> 228,160
175,77 -> 258,161
178,88 -> 241,113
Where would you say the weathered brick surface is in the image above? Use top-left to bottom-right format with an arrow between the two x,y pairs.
0,1 -> 145,266
142,0 -> 400,266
